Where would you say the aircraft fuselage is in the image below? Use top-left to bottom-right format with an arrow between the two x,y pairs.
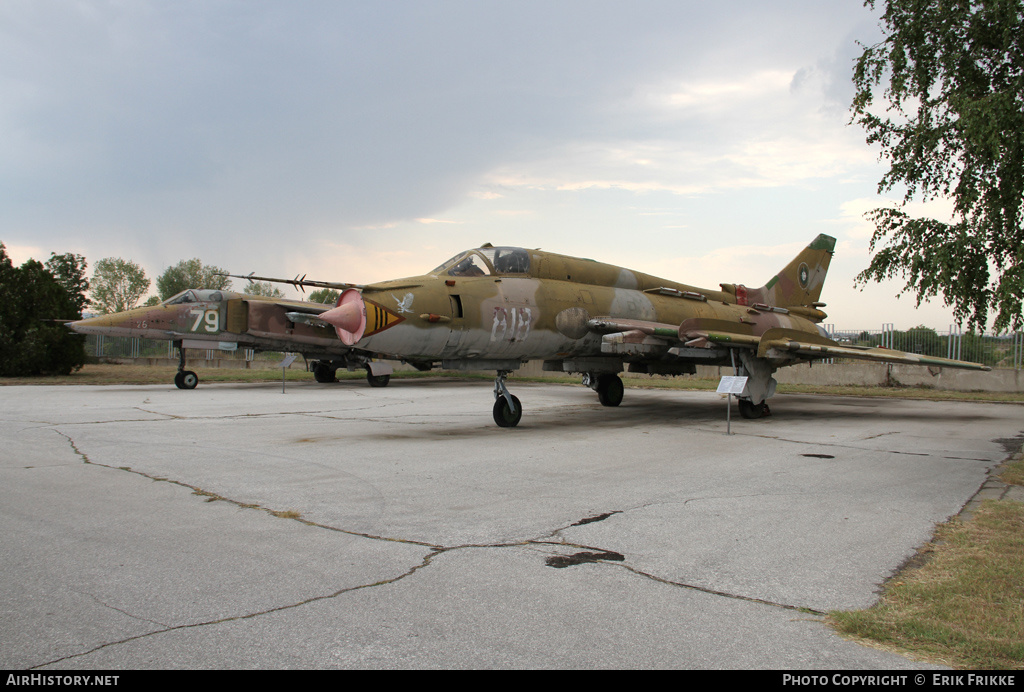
330,245 -> 827,375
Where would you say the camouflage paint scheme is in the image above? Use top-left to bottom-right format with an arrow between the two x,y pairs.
68,289 -> 393,389
242,234 -> 988,426
72,235 -> 989,425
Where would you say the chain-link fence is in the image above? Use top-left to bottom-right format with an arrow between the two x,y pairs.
84,335 -> 286,364
86,327 -> 1024,370
823,326 -> 1022,369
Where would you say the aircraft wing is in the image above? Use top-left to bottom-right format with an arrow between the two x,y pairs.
589,317 -> 991,371
754,328 -> 992,371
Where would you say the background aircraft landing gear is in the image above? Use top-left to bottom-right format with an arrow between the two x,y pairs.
174,370 -> 198,389
173,342 -> 198,389
492,370 -> 522,427
738,398 -> 770,419
311,361 -> 337,383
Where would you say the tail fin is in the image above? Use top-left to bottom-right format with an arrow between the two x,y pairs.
734,234 -> 835,309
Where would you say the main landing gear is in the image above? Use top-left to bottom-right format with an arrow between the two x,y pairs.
583,373 -> 624,407
365,365 -> 390,388
492,371 -> 522,427
311,361 -> 337,383
730,349 -> 775,420
738,399 -> 771,419
310,360 -> 391,387
173,342 -> 199,390
490,371 -> 626,427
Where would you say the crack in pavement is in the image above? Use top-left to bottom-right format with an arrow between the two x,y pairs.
618,563 -> 826,616
34,428 -> 828,669
53,429 -> 439,549
76,591 -> 172,629
34,548 -> 443,669
745,432 -> 995,462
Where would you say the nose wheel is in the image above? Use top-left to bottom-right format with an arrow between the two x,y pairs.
492,371 -> 522,427
173,342 -> 199,389
493,394 -> 522,427
174,370 -> 199,389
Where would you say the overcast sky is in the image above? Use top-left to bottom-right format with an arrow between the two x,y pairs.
0,0 -> 970,329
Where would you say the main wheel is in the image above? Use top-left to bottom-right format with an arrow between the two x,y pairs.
312,362 -> 337,383
492,395 -> 522,427
366,370 -> 390,387
176,370 -> 199,390
738,398 -> 768,419
596,374 -> 624,407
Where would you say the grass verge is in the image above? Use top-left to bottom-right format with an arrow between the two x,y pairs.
830,494 -> 1024,669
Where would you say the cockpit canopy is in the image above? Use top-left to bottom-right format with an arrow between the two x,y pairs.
163,289 -> 227,305
432,247 -> 531,277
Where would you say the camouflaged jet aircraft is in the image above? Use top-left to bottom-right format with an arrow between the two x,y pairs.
68,289 -> 395,389
221,234 -> 989,427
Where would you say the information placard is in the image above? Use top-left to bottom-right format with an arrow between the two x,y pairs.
716,375 -> 748,395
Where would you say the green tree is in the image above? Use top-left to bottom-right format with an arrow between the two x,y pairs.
155,258 -> 232,300
308,288 -> 339,304
0,243 -> 86,376
905,325 -> 944,357
45,252 -> 89,315
242,280 -> 285,298
851,0 -> 1024,332
90,258 -> 150,314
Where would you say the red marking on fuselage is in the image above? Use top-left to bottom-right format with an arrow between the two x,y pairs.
736,285 -> 748,306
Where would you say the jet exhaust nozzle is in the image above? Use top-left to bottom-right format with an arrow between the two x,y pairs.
320,289 -> 366,345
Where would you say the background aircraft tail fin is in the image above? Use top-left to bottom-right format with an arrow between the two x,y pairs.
731,234 -> 835,309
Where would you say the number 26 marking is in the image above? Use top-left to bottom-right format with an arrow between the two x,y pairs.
190,308 -> 219,333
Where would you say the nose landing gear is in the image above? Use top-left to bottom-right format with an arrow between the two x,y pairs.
492,371 -> 522,427
173,342 -> 199,390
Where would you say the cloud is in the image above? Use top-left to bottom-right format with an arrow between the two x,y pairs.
834,196 -> 961,241
1,1 -> 899,297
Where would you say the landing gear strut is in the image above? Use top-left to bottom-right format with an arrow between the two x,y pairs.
173,342 -> 198,390
492,370 -> 522,427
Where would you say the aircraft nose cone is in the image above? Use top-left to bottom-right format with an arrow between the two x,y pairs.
67,314 -> 115,335
319,289 -> 366,345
